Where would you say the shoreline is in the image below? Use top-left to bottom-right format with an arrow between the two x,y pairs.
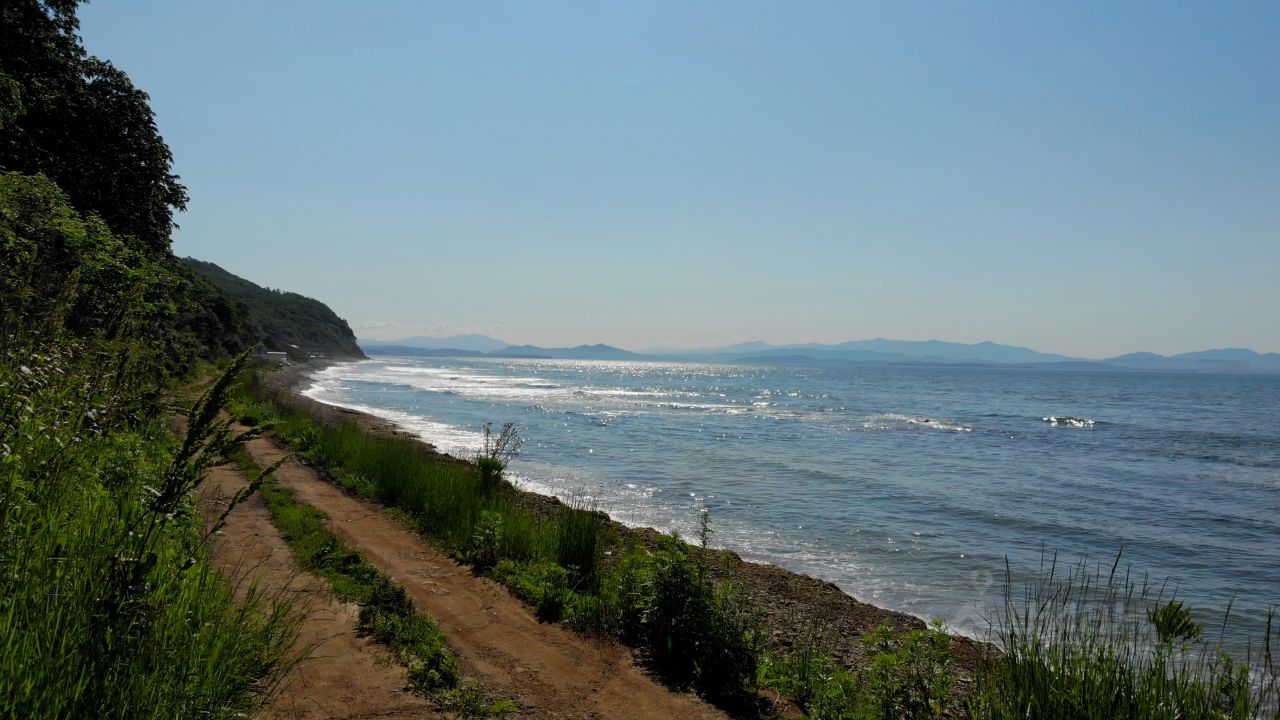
265,359 -> 988,676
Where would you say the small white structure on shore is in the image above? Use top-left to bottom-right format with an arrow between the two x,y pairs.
255,351 -> 290,366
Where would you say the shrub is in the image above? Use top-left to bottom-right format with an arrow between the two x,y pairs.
470,510 -> 504,571
336,470 -> 377,498
476,422 -> 521,495
862,622 -> 953,720
497,559 -> 577,622
761,648 -> 861,720
358,579 -> 459,693
641,533 -> 764,707
566,591 -> 623,636
1148,600 -> 1203,645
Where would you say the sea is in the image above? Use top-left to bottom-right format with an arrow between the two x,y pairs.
302,357 -> 1279,657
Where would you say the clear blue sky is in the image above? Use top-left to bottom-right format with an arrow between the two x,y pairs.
79,1 -> 1279,357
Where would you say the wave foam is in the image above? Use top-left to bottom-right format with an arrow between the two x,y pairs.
302,363 -> 486,457
1044,416 -> 1096,428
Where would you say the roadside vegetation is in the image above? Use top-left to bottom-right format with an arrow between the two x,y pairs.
233,371 -> 1280,718
0,335 -> 300,718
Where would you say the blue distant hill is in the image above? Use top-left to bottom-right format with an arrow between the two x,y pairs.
489,344 -> 645,360
1103,348 -> 1280,374
360,333 -> 510,353
362,345 -> 487,358
1172,348 -> 1271,362
654,338 -> 1079,365
357,335 -> 1280,374
1109,352 -> 1166,362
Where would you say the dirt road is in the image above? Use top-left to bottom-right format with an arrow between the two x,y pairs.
241,434 -> 727,720
202,462 -> 440,719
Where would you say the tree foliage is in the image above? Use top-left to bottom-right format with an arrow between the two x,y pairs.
0,1 -> 260,374
0,0 -> 187,251
0,171 -> 254,375
0,0 -> 364,369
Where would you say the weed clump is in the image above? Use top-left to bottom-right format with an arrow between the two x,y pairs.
477,421 -> 521,495
557,501 -> 603,588
359,578 -> 459,693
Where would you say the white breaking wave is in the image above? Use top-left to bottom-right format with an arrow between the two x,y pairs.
321,361 -> 784,418
303,362 -> 893,604
1043,416 -> 1096,428
302,362 -> 486,458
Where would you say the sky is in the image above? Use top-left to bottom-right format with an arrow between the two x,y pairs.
78,1 -> 1280,358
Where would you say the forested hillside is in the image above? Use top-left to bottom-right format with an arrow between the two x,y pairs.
183,258 -> 365,358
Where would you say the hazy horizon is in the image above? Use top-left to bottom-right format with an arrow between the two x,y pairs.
80,3 -> 1280,357
352,326 -> 1276,361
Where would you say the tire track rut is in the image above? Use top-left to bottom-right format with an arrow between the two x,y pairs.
242,434 -> 726,720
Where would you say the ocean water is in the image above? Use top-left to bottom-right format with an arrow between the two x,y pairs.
303,358 -> 1279,655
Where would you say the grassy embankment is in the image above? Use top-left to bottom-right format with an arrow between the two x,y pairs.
227,445 -> 518,716
232,369 -> 1280,719
0,349 -> 299,719
2,167 -> 306,719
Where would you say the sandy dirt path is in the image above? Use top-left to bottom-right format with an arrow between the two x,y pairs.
242,435 -> 728,720
201,462 -> 440,719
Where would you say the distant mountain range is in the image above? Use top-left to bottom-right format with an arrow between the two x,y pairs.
359,335 -> 643,360
489,343 -> 647,360
1101,348 -> 1280,374
366,334 -> 510,353
655,338 -> 1079,364
358,335 -> 1280,375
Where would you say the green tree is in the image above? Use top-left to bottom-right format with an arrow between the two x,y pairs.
0,171 -> 255,375
0,0 -> 187,251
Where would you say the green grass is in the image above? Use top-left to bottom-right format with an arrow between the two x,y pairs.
966,554 -> 1280,720
0,349 -> 300,720
557,500 -> 604,589
761,622 -> 956,720
763,583 -> 1280,720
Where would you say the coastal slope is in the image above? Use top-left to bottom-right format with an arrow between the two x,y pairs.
183,258 -> 365,358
